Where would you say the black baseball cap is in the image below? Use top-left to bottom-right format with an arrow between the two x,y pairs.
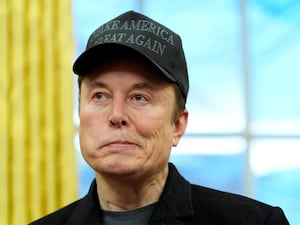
73,10 -> 189,101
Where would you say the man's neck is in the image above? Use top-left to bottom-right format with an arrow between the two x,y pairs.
95,166 -> 168,211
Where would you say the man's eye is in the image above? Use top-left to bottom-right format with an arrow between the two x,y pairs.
94,93 -> 104,100
134,95 -> 145,101
131,94 -> 149,105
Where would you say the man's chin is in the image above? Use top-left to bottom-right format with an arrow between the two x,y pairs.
94,161 -> 140,178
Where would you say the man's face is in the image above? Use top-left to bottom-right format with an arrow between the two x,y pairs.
79,57 -> 188,181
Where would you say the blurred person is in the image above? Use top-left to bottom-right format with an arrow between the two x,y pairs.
29,11 -> 289,225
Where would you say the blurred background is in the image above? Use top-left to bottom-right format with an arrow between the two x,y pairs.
1,0 -> 299,225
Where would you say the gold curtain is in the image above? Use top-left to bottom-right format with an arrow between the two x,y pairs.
0,0 -> 78,224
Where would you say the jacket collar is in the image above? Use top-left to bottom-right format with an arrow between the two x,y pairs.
148,163 -> 194,225
66,163 -> 194,225
66,178 -> 102,225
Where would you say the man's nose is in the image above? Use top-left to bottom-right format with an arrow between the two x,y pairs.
108,98 -> 129,128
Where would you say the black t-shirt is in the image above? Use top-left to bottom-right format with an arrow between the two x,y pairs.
102,202 -> 157,225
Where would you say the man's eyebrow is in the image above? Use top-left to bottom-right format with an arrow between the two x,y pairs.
87,80 -> 155,91
89,80 -> 107,88
84,80 -> 108,93
131,82 -> 154,90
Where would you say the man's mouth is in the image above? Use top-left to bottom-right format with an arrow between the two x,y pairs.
103,140 -> 139,150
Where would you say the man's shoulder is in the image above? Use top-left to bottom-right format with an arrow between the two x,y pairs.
190,184 -> 289,224
28,199 -> 81,225
190,183 -> 276,211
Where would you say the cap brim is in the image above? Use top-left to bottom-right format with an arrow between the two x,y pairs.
73,43 -> 176,83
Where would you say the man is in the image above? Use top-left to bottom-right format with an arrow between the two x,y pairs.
29,10 -> 289,225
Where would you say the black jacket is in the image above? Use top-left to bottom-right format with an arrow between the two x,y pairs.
29,163 -> 289,225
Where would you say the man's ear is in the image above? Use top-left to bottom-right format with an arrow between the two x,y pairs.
172,109 -> 188,147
